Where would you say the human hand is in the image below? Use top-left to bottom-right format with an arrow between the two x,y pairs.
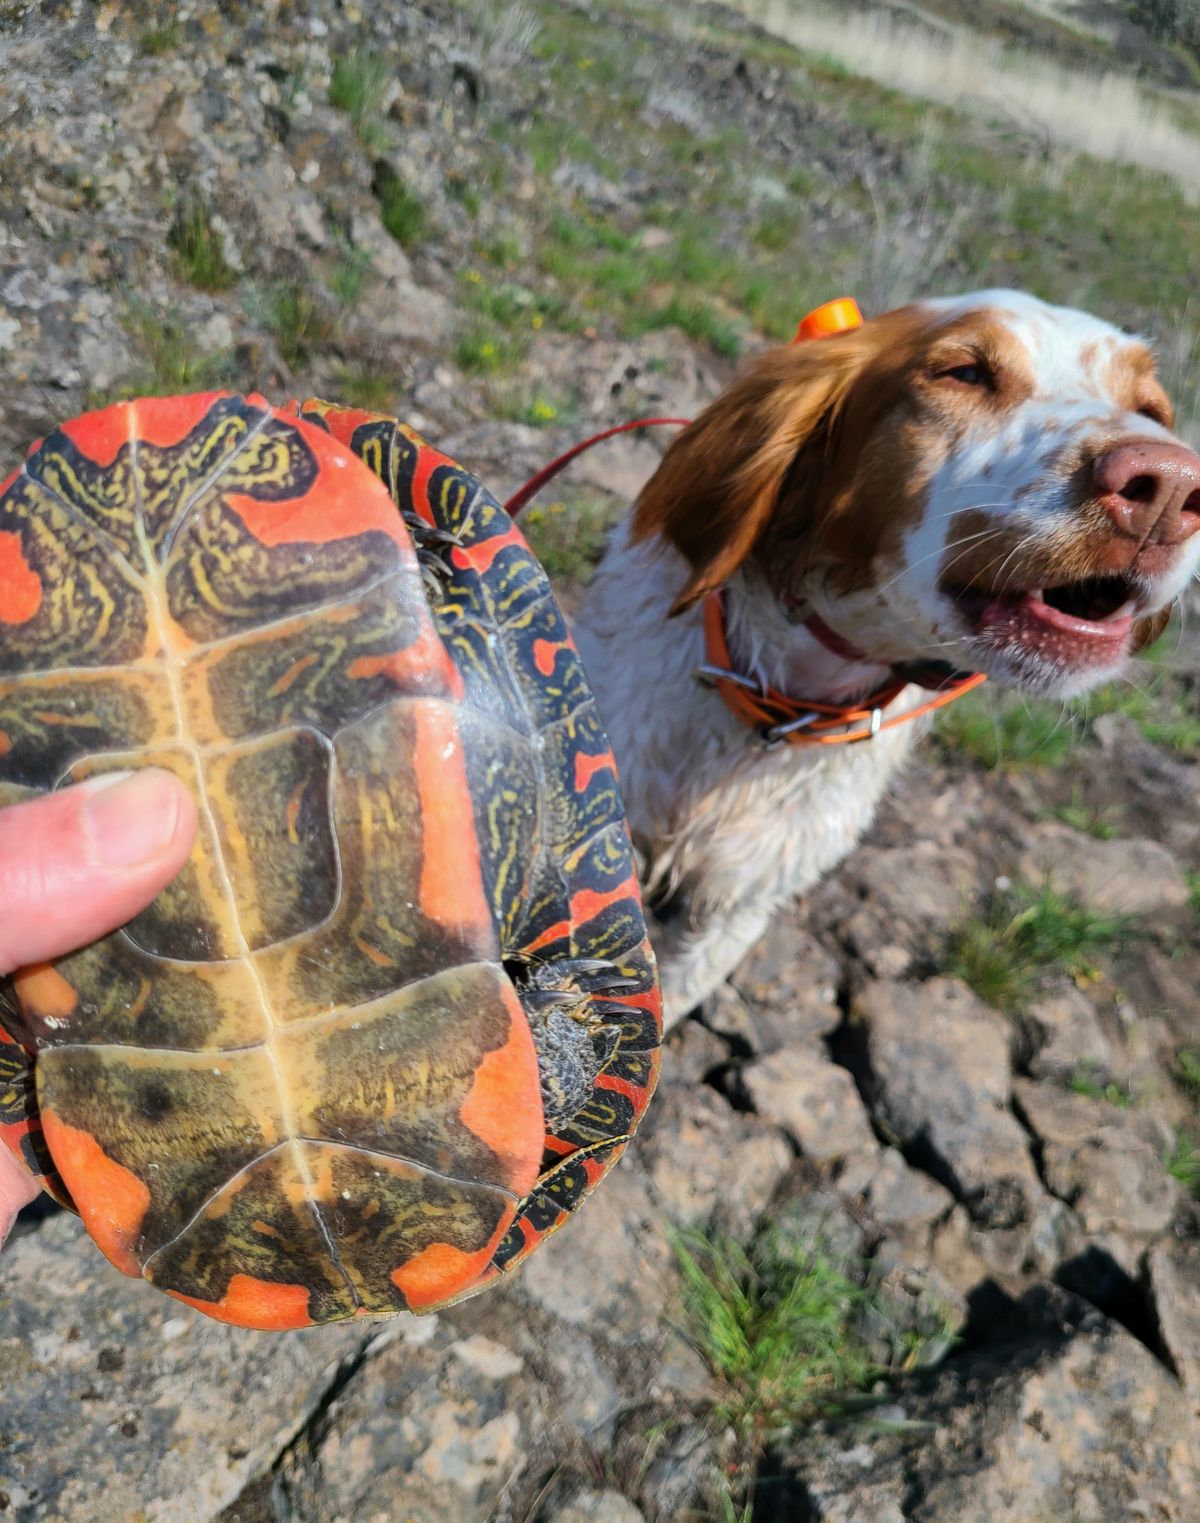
0,771 -> 197,1245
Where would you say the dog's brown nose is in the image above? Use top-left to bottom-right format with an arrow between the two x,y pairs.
1093,440 -> 1200,546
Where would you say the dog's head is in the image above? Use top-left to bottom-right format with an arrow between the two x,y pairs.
633,290 -> 1200,698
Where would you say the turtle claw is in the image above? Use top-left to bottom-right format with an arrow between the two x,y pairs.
562,958 -> 617,976
559,958 -> 641,993
404,515 -> 462,550
523,988 -> 587,1013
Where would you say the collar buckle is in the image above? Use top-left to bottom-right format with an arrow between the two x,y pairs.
760,711 -> 823,749
694,663 -> 763,694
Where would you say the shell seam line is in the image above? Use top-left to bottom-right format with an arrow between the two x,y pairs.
128,409 -> 359,1309
142,1136 -> 519,1274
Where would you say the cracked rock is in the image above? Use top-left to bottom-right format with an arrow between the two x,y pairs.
856,978 -> 1042,1228
1014,1078 -> 1182,1249
1147,1240 -> 1200,1405
726,918 -> 843,1051
742,1047 -> 880,1168
1025,984 -> 1115,1080
1018,823 -> 1189,916
0,1214 -> 364,1523
276,1313 -> 541,1523
782,1287 -> 1200,1522
638,1085 -> 792,1240
543,1490 -> 647,1523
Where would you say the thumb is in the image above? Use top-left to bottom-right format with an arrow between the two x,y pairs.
0,770 -> 198,977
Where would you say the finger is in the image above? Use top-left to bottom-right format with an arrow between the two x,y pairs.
0,770 -> 198,976
0,1142 -> 40,1248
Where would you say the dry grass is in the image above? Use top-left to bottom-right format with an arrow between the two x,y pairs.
721,0 -> 1200,197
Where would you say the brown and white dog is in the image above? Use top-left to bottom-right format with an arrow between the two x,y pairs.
573,290 -> 1200,1028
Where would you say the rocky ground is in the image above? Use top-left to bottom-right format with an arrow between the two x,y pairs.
2,0 -> 1200,1519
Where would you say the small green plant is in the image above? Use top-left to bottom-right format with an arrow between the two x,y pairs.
1067,1065 -> 1131,1108
332,360 -> 401,413
1166,1133 -> 1200,1196
1048,788 -> 1119,840
138,20 -> 182,55
1175,1046 -> 1200,1099
167,202 -> 237,293
1185,872 -> 1200,921
935,690 -> 1078,769
675,1225 -> 943,1517
329,50 -> 391,146
947,880 -> 1133,1013
263,284 -> 334,370
628,294 -> 742,357
454,321 -> 526,377
328,246 -> 371,310
676,1230 -> 876,1442
373,163 -> 427,248
107,305 -> 233,401
520,494 -> 622,586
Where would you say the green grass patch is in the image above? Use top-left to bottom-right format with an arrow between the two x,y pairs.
1175,1046 -> 1200,1099
935,690 -> 1078,770
263,284 -> 334,370
373,163 -> 427,248
138,21 -> 182,55
676,1230 -> 876,1441
1046,788 -> 1119,840
328,246 -> 371,311
627,294 -> 742,356
520,493 -> 622,586
1074,666 -> 1200,753
329,50 -> 391,145
1067,1064 -> 1131,1108
167,202 -> 237,293
947,880 -> 1134,1013
96,305 -> 234,404
331,360 -> 402,413
675,1224 -> 948,1514
1167,1133 -> 1200,1196
454,322 -> 527,377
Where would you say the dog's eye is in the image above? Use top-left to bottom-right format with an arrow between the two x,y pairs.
938,362 -> 992,388
1137,401 -> 1169,426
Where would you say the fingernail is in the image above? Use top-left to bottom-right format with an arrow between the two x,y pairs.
82,769 -> 184,869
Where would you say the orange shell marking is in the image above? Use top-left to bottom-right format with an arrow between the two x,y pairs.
40,1113 -> 150,1278
347,620 -> 462,698
12,963 -> 79,1022
0,529 -> 42,624
573,751 -> 613,793
458,983 -> 544,1197
532,638 -> 566,677
168,1274 -> 312,1331
412,702 -> 492,939
226,418 -> 408,550
391,1216 -> 513,1311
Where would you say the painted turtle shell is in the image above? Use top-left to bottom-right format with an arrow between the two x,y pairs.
0,392 -> 661,1329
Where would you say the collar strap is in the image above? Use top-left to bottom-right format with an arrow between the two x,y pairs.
700,592 -> 987,748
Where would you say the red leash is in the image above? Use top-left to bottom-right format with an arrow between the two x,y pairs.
503,416 -> 690,518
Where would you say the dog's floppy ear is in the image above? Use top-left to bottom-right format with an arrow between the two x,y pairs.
632,328 -> 884,615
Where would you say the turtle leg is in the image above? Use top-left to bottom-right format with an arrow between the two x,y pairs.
516,962 -> 626,1133
0,1017 -> 71,1207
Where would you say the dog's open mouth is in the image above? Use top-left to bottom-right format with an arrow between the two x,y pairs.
947,573 -> 1138,666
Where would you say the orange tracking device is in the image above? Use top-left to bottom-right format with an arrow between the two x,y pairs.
794,297 -> 864,343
